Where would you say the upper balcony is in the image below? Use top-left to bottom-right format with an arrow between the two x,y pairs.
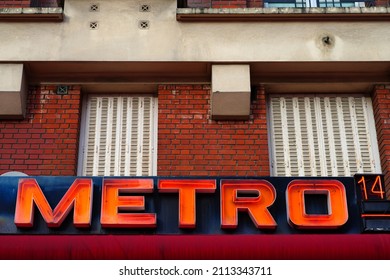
0,0 -> 64,22
177,0 -> 390,21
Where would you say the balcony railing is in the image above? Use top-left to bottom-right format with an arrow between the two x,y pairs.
177,0 -> 390,21
0,0 -> 64,21
179,0 -> 388,8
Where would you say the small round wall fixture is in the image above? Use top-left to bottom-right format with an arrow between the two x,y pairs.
0,171 -> 28,176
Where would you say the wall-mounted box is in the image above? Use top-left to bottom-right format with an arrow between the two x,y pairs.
211,65 -> 251,120
0,64 -> 27,119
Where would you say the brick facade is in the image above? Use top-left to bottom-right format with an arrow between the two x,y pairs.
0,0 -> 31,7
157,85 -> 270,176
1,83 -> 389,184
371,85 -> 390,197
0,85 -> 81,176
246,0 -> 263,7
211,0 -> 247,8
32,0 -> 60,7
375,0 -> 390,7
0,0 -> 60,8
186,0 -> 211,8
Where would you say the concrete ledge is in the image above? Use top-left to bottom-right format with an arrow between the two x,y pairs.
0,64 -> 27,119
177,7 -> 390,21
0,7 -> 63,22
211,65 -> 251,120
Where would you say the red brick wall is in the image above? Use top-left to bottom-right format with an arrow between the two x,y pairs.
0,0 -> 60,8
32,0 -> 60,7
212,0 -> 247,8
375,0 -> 389,7
0,85 -> 81,176
372,85 -> 390,197
158,85 -> 270,176
0,0 -> 31,7
186,0 -> 211,8
247,0 -> 263,7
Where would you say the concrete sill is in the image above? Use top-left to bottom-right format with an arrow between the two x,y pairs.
177,7 -> 390,21
0,7 -> 63,22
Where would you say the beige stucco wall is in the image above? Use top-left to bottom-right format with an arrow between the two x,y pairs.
0,0 -> 389,62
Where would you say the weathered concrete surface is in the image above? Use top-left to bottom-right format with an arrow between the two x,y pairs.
0,0 -> 389,62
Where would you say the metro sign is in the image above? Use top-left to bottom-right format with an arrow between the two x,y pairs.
0,176 -> 389,234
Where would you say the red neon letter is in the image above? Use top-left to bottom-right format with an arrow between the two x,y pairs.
221,180 -> 277,229
286,180 -> 348,229
100,179 -> 156,228
158,179 -> 216,228
14,178 -> 93,228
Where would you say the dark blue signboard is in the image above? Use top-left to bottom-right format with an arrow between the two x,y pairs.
0,176 -> 388,234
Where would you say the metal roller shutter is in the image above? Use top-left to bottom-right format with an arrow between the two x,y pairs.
269,95 -> 381,176
81,96 -> 156,176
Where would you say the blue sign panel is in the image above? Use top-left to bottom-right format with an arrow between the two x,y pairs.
0,176 -> 388,234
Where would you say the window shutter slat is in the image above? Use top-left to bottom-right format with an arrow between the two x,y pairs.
136,98 -> 145,176
292,97 -> 304,176
336,97 -> 350,176
280,97 -> 291,176
124,97 -> 132,176
104,98 -> 114,176
348,97 -> 363,173
324,97 -> 338,176
314,97 -> 328,176
304,97 -> 317,176
114,97 -> 123,176
142,97 -> 152,175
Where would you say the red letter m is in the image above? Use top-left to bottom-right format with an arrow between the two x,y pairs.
14,178 -> 93,228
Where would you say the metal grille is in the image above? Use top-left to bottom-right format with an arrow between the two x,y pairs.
89,21 -> 99,30
138,20 -> 150,29
140,4 -> 151,12
89,4 -> 100,12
